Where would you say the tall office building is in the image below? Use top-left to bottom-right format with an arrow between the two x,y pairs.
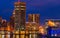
14,1 -> 26,30
26,22 -> 39,38
14,1 -> 26,38
27,14 -> 40,38
28,14 -> 40,24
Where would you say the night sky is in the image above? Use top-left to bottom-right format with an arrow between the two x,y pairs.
0,0 -> 60,24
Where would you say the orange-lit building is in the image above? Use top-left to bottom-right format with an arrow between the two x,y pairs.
0,19 -> 7,38
27,14 -> 40,38
45,19 -> 60,36
14,1 -> 26,30
10,16 -> 14,28
25,22 -> 39,38
0,0 -> 44,38
28,14 -> 40,24
0,21 -> 14,38
2,19 -> 7,27
39,26 -> 47,35
45,19 -> 60,27
13,1 -> 26,38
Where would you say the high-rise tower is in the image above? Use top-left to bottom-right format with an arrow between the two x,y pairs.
28,14 -> 40,24
14,0 -> 26,31
13,0 -> 26,38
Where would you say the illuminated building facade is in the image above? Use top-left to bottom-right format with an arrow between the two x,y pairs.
0,20 -> 12,38
10,16 -> 14,28
2,19 -> 7,27
28,14 -> 40,24
27,14 -> 40,38
45,19 -> 60,37
14,2 -> 26,30
0,0 -> 53,38
39,26 -> 47,35
13,1 -> 26,38
26,22 -> 39,38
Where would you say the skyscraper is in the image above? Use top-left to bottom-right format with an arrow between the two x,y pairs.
27,14 -> 40,38
28,14 -> 40,24
13,1 -> 26,38
14,2 -> 26,30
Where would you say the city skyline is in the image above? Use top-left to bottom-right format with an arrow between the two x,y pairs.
0,1 -> 42,38
0,0 -> 60,38
0,0 -> 60,24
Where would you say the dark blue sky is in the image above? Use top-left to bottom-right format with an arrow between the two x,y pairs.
0,0 -> 60,24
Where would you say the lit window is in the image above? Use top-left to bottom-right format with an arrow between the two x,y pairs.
16,6 -> 20,7
13,12 -> 15,14
51,34 -> 54,36
15,6 -> 20,7
16,35 -> 19,38
0,34 -> 2,38
20,35 -> 25,38
2,35 -> 4,38
21,9 -> 25,10
55,34 -> 57,36
15,8 -> 19,10
20,6 -> 25,7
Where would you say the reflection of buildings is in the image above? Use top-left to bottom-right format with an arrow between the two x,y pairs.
45,19 -> 60,37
